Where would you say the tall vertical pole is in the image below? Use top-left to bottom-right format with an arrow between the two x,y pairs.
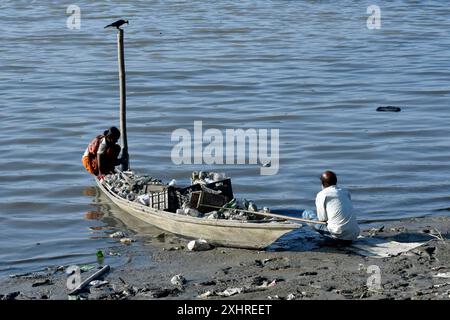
117,28 -> 129,171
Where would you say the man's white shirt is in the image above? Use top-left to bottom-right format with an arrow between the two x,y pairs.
315,185 -> 360,240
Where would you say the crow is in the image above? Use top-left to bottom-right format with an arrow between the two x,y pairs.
104,19 -> 129,29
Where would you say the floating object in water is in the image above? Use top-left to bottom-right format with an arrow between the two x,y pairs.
170,274 -> 186,286
187,239 -> 212,251
376,106 -> 401,112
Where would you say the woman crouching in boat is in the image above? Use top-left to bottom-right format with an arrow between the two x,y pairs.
82,127 -> 123,179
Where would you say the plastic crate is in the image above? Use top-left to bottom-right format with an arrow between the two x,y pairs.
190,191 -> 228,213
144,185 -> 178,212
176,178 -> 234,211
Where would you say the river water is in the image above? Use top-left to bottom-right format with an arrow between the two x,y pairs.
1,0 -> 450,276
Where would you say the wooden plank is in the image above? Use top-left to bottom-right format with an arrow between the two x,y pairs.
200,204 -> 327,225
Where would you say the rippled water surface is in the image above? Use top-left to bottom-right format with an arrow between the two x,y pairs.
1,0 -> 450,276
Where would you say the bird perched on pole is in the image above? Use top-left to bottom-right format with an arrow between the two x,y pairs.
104,19 -> 129,30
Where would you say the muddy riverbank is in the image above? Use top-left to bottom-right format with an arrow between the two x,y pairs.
1,216 -> 449,300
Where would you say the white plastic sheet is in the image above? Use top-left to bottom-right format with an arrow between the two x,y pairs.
348,236 -> 426,258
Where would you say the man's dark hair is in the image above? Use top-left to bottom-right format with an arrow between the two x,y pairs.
320,170 -> 337,187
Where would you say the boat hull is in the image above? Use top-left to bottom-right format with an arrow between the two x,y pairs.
96,180 -> 301,249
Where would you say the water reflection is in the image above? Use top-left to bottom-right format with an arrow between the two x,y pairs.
84,211 -> 104,221
87,185 -> 169,240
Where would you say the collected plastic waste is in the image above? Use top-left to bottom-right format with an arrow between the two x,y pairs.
187,239 -> 212,251
104,171 -> 162,201
198,287 -> 244,298
110,231 -> 127,238
191,171 -> 227,185
217,287 -> 243,297
137,194 -> 150,206
103,170 -> 274,222
170,274 -> 187,286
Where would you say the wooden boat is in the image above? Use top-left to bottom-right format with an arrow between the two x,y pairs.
96,179 -> 301,249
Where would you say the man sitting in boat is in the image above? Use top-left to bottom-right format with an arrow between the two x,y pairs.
82,127 -> 123,178
302,171 -> 360,242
